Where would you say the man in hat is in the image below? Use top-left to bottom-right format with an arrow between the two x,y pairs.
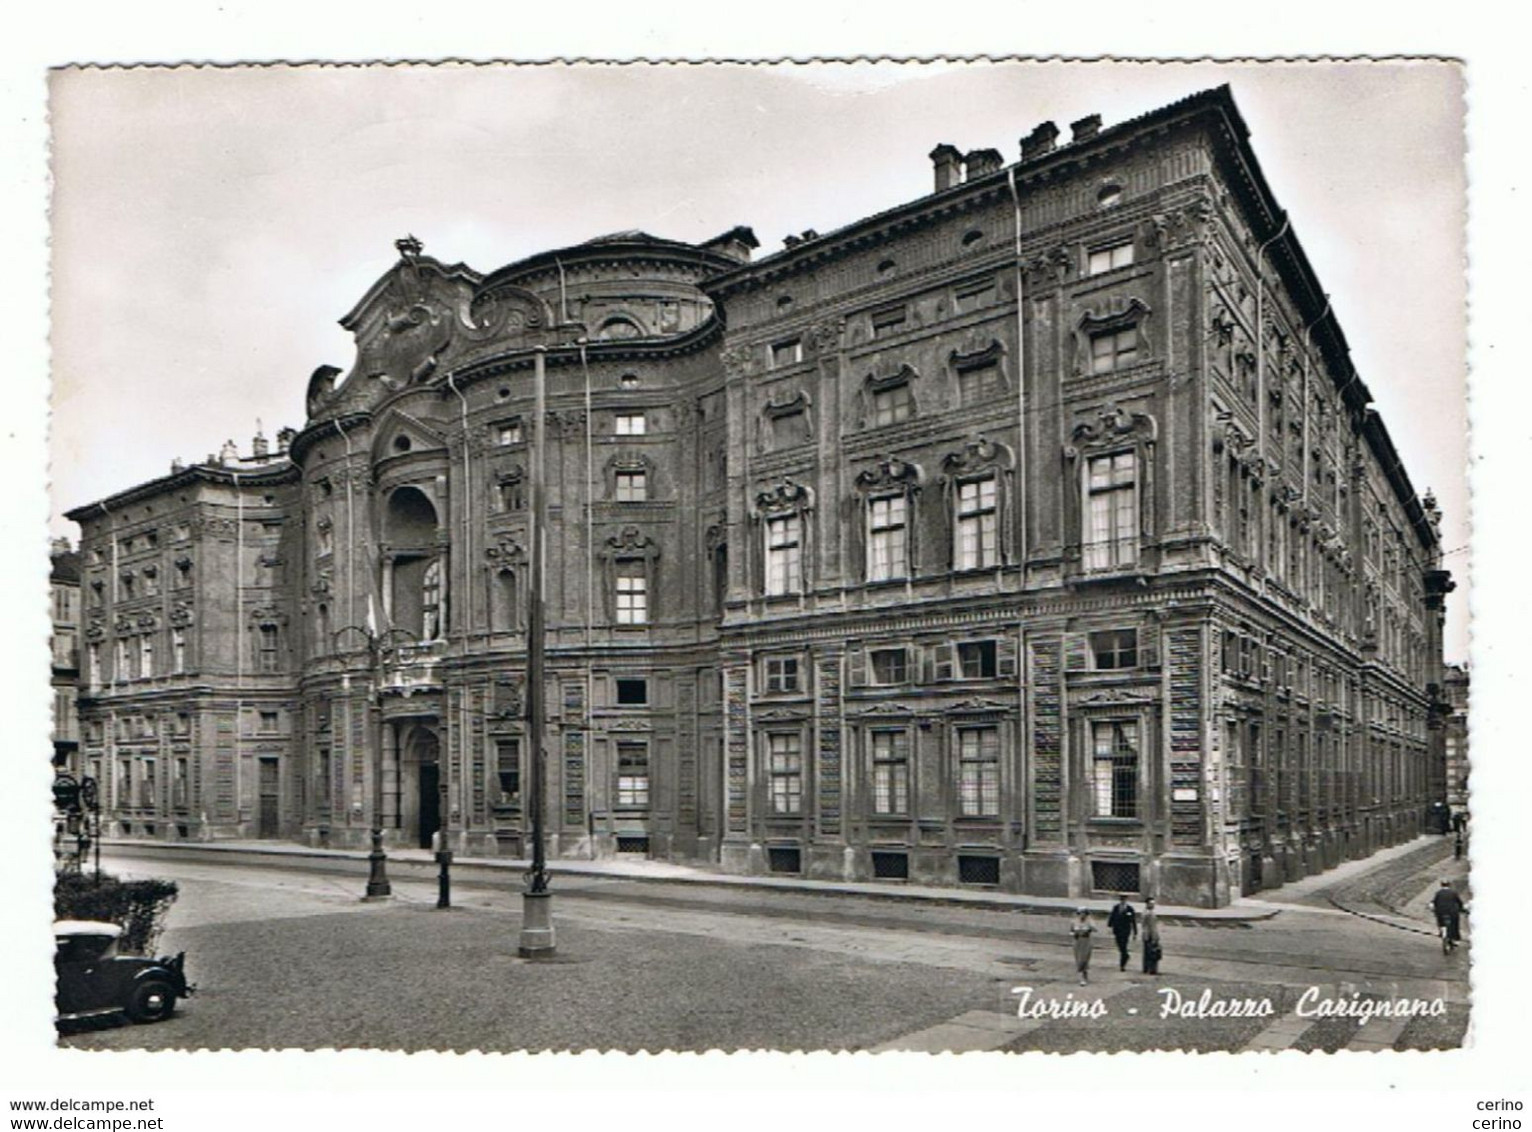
1107,893 -> 1138,972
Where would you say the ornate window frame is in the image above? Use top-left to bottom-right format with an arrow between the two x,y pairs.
940,435 -> 1015,571
601,525 -> 660,626
1074,297 -> 1152,377
854,455 -> 923,584
858,363 -> 920,429
1064,403 -> 1157,576
752,479 -> 814,597
758,388 -> 813,454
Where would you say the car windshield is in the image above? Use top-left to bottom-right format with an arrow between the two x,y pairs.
56,934 -> 116,964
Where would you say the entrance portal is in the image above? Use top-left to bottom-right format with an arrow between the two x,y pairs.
418,762 -> 440,849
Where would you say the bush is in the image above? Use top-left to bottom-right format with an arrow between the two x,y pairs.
54,872 -> 179,955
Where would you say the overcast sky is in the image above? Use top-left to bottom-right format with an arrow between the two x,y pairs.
47,60 -> 1468,658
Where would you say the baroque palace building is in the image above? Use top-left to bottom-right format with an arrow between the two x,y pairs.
65,86 -> 1454,906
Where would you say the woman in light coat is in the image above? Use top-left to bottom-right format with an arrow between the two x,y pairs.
1070,907 -> 1094,986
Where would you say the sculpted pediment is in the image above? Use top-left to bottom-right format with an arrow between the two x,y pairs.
315,238 -> 558,417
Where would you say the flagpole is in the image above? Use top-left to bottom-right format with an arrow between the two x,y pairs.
519,345 -> 555,957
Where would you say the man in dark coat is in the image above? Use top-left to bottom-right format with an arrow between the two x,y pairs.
1107,894 -> 1138,971
1431,880 -> 1466,949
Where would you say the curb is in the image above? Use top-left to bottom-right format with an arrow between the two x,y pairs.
97,837 -> 1281,925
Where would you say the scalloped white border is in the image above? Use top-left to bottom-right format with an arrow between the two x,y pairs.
4,5 -> 1522,1128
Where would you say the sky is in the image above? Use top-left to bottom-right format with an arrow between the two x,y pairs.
47,60 -> 1469,658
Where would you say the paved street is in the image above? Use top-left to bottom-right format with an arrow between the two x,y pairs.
59,836 -> 1470,1053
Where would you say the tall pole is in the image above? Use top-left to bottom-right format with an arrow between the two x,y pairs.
519,346 -> 555,956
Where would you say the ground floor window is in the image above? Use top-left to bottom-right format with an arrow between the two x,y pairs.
616,742 -> 649,809
956,726 -> 1000,817
767,732 -> 803,815
870,729 -> 910,815
1091,720 -> 1139,817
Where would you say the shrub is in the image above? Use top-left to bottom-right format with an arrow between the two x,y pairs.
53,872 -> 179,955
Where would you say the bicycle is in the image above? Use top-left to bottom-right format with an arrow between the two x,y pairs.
1435,908 -> 1466,954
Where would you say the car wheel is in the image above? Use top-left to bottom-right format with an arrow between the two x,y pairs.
126,979 -> 176,1023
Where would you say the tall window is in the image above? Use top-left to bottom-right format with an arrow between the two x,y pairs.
139,757 -> 157,810
1085,452 -> 1137,570
957,727 -> 1000,817
765,514 -> 802,596
955,476 -> 998,569
115,638 -> 130,681
257,625 -> 279,673
615,470 -> 647,502
867,495 -> 908,581
1090,327 -> 1138,374
615,560 -> 648,624
767,732 -> 803,814
496,739 -> 521,804
140,635 -> 154,678
421,560 -> 442,639
172,758 -> 188,809
87,642 -> 101,688
1091,720 -> 1139,818
616,742 -> 649,808
871,730 -> 910,815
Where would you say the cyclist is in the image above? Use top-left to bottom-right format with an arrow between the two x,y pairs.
1431,879 -> 1466,952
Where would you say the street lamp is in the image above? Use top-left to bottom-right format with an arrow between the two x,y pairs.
334,624 -> 391,900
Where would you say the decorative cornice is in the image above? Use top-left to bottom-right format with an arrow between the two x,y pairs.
754,479 -> 814,516
854,455 -> 923,494
941,435 -> 1014,477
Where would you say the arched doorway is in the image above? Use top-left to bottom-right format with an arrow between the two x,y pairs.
398,725 -> 442,849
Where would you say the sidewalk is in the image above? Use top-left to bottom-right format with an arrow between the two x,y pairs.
98,837 -> 1278,924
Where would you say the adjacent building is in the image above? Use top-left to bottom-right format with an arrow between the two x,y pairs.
64,86 -> 1454,905
50,538 -> 81,772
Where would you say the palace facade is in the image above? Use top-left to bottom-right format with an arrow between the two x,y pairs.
65,86 -> 1454,906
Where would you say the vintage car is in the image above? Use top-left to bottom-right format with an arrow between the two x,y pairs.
53,920 -> 193,1026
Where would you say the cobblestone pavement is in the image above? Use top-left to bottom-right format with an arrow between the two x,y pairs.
59,843 -> 1470,1053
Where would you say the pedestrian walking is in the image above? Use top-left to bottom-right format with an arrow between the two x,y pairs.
1107,893 -> 1138,971
1430,879 -> 1466,950
1141,896 -> 1162,975
1071,908 -> 1094,986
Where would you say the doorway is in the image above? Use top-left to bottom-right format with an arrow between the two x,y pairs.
418,761 -> 441,849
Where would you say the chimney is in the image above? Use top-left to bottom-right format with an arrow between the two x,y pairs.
964,148 -> 1004,179
701,225 -> 759,264
252,429 -> 269,460
171,457 -> 185,474
783,234 -> 803,249
1070,114 -> 1102,143
1021,121 -> 1061,162
277,426 -> 297,455
930,143 -> 963,191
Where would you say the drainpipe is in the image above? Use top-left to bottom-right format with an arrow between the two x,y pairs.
1006,166 -> 1029,581
447,373 -> 472,637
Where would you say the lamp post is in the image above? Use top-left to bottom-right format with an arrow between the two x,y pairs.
336,624 -> 391,900
518,346 -> 555,957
